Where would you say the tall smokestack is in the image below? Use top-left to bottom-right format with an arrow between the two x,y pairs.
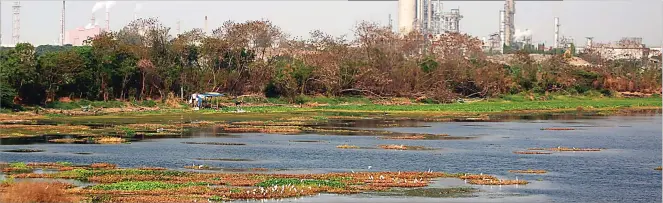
398,0 -> 416,35
499,10 -> 505,53
204,16 -> 208,33
554,17 -> 560,49
105,10 -> 110,31
60,1 -> 65,45
504,0 -> 515,46
176,20 -> 181,35
426,0 -> 432,31
417,0 -> 423,31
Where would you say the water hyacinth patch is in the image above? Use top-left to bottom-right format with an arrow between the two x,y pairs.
90,181 -> 208,191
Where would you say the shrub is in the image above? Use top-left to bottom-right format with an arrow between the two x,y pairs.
139,100 -> 157,107
0,181 -> 78,203
600,89 -> 613,97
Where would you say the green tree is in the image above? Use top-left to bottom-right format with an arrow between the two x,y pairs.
38,50 -> 85,102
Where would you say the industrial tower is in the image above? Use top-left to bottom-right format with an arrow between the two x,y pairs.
554,17 -> 560,49
398,0 -> 462,35
503,0 -> 515,47
61,1 -> 65,46
12,1 -> 21,44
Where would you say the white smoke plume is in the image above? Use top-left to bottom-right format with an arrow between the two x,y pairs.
514,29 -> 532,39
91,1 -> 116,13
105,1 -> 116,12
84,19 -> 98,29
92,2 -> 105,13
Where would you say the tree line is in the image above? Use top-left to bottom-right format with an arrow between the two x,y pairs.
0,18 -> 660,108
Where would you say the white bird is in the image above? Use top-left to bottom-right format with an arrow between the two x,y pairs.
367,166 -> 372,170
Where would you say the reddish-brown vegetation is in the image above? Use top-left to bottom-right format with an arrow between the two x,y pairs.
0,181 -> 79,203
508,169 -> 548,174
513,151 -> 552,155
90,163 -> 117,169
541,128 -> 576,131
6,162 -> 528,202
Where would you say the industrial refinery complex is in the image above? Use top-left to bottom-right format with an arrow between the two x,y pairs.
1,0 -> 659,60
396,0 -> 659,59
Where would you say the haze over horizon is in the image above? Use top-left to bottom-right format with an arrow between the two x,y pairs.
0,1 -> 661,47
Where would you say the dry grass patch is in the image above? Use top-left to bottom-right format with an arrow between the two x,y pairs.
48,138 -> 87,143
0,181 -> 79,203
95,137 -> 126,144
336,144 -> 360,149
378,144 -> 430,150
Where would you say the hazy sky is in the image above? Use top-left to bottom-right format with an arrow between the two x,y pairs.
0,1 -> 661,47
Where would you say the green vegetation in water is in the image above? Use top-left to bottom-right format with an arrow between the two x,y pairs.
56,161 -> 73,166
9,162 -> 28,169
308,97 -> 661,113
119,127 -> 136,137
256,178 -> 345,188
55,169 -> 188,181
209,195 -> 225,202
4,162 -> 32,173
0,177 -> 16,185
376,187 -> 478,198
90,181 -> 208,191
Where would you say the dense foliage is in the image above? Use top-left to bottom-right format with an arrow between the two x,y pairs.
0,19 -> 660,107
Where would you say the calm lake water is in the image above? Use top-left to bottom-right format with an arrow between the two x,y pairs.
1,115 -> 661,203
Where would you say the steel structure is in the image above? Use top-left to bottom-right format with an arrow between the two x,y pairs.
399,0 -> 462,35
554,17 -> 560,48
440,9 -> 462,33
503,0 -> 515,46
12,1 -> 21,44
61,1 -> 65,45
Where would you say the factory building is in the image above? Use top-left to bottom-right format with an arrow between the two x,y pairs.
589,37 -> 651,60
65,25 -> 102,46
398,0 -> 463,36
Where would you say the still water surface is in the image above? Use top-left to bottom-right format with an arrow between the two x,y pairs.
1,115 -> 661,202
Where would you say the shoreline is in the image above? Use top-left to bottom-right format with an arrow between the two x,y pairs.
0,97 -> 660,139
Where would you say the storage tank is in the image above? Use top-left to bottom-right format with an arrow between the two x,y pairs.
398,0 -> 416,34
